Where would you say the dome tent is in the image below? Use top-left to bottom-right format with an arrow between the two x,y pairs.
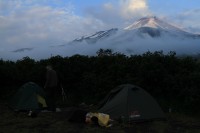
9,82 -> 47,111
98,84 -> 165,122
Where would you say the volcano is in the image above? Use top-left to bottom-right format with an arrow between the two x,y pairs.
71,16 -> 200,44
124,16 -> 200,38
8,17 -> 200,60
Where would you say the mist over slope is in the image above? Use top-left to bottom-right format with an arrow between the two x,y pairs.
69,16 -> 200,55
4,17 -> 200,60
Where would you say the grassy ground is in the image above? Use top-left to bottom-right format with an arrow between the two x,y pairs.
1,102 -> 200,133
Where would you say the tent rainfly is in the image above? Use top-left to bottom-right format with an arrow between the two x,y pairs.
9,82 -> 47,111
98,84 -> 165,122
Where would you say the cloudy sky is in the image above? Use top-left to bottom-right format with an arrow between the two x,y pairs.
0,0 -> 200,60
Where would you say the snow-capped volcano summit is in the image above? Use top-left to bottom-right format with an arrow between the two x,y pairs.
124,16 -> 198,38
124,16 -> 183,31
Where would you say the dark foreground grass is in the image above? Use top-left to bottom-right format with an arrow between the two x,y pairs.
1,102 -> 200,133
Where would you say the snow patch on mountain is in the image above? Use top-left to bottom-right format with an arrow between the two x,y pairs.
73,28 -> 118,44
124,17 -> 184,32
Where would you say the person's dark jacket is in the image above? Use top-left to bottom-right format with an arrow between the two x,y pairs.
44,69 -> 58,88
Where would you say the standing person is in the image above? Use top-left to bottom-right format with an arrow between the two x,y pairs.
44,65 -> 58,112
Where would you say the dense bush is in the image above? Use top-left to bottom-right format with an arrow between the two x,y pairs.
1,49 -> 200,114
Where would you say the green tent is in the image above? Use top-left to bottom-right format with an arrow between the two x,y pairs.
98,84 -> 165,122
9,82 -> 47,111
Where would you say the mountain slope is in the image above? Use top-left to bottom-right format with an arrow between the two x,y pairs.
66,16 -> 200,56
72,28 -> 118,44
124,16 -> 199,38
71,16 -> 200,44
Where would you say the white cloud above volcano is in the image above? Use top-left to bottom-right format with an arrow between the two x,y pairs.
119,0 -> 151,19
